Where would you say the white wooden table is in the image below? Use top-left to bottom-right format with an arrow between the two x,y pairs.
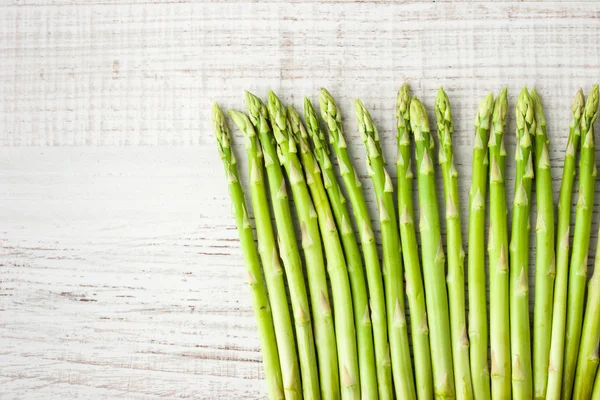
2,2 -> 600,399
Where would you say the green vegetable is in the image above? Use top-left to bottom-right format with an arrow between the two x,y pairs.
572,234 -> 600,400
593,369 -> 600,399
396,84 -> 434,400
267,91 -> 359,400
434,87 -> 474,399
529,89 -> 556,400
211,103 -> 284,400
410,96 -> 455,398
319,89 -> 393,400
355,99 -> 416,399
562,84 -> 599,400
467,92 -> 494,400
546,89 -> 585,400
510,87 -> 535,399
229,110 -> 302,399
488,88 -> 511,400
247,91 -> 339,399
291,104 -> 375,399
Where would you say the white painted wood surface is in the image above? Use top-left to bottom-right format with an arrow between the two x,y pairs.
2,2 -> 600,399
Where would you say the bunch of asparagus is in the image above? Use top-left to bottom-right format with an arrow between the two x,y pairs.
212,84 -> 600,400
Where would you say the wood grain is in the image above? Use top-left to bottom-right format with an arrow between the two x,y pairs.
2,2 -> 600,399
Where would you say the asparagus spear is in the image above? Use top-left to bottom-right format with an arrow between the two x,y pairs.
562,84 -> 599,400
467,92 -> 494,400
246,91 -> 338,399
211,104 -> 284,400
396,84 -> 434,400
593,369 -> 600,400
510,87 -> 535,399
267,91 -> 360,400
488,88 -> 511,400
354,99 -> 417,400
572,234 -> 600,400
319,89 -> 394,400
228,110 -> 302,399
546,89 -> 586,400
434,87 -> 474,399
529,89 -> 556,400
291,103 -> 377,399
410,96 -> 456,398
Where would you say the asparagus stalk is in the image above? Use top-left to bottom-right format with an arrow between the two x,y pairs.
211,104 -> 284,400
572,235 -> 600,400
246,91 -> 338,400
410,97 -> 456,398
434,87 -> 474,399
354,99 -> 417,400
546,89 -> 586,400
488,88 -> 511,400
509,87 -> 536,399
467,92 -> 494,400
267,91 -> 360,400
228,110 -> 302,399
319,89 -> 394,400
396,84 -> 434,400
594,369 -> 600,400
291,103 -> 377,399
562,84 -> 599,400
529,89 -> 556,400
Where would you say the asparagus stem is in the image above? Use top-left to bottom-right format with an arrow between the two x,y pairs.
246,91 -> 338,400
396,84 -> 434,400
434,88 -> 474,399
228,110 -> 303,399
319,89 -> 394,400
354,99 -> 417,400
410,97 -> 456,398
546,89 -> 586,400
562,85 -> 599,400
593,369 -> 600,400
291,103 -> 376,399
572,234 -> 600,400
267,91 -> 360,400
488,88 -> 511,400
510,87 -> 536,399
467,92 -> 494,400
211,104 -> 284,400
529,89 -> 556,400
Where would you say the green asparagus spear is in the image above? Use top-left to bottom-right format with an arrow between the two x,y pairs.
410,96 -> 456,398
562,85 -> 599,400
396,84 -> 434,400
572,233 -> 600,400
468,92 -> 494,400
510,87 -> 535,399
268,91 -> 360,400
488,88 -> 511,400
355,99 -> 417,400
319,89 -> 394,400
291,103 -> 377,398
529,89 -> 556,400
246,92 -> 338,400
593,369 -> 600,400
546,89 -> 586,400
211,104 -> 284,400
434,87 -> 474,399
